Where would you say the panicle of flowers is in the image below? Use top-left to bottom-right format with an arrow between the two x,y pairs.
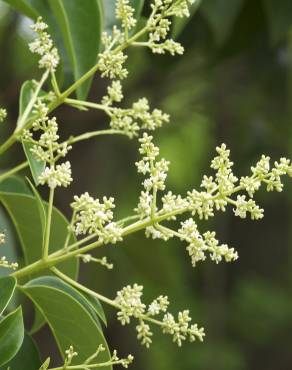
115,284 -> 204,347
97,0 -> 196,80
133,139 -> 291,268
22,99 -> 73,189
178,219 -> 238,266
78,254 -> 114,270
139,0 -> 197,56
71,192 -> 123,244
109,98 -> 170,138
116,0 -> 137,32
54,345 -> 133,369
29,17 -> 59,72
135,133 -> 170,220
0,108 -> 7,122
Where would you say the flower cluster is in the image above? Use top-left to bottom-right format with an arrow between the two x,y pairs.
138,0 -> 197,55
97,0 -> 195,80
22,100 -> 72,189
49,345 -> 133,370
116,0 -> 137,32
71,192 -> 123,244
135,133 -> 170,220
0,108 -> 7,122
78,254 -> 114,270
178,219 -> 238,266
29,17 -> 59,72
115,284 -> 205,347
134,137 -> 292,267
100,81 -> 170,137
109,98 -> 170,138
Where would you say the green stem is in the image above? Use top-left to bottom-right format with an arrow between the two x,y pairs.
51,267 -> 119,309
66,129 -> 129,145
16,69 -> 49,132
0,161 -> 28,183
43,188 -> 55,259
64,98 -> 112,113
0,22 -> 151,156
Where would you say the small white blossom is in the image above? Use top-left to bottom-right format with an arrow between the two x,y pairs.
29,17 -> 59,71
38,162 -> 72,189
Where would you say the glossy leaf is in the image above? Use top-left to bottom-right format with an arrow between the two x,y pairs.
26,178 -> 46,244
48,0 -> 102,99
28,276 -> 102,327
0,332 -> 41,370
0,276 -> 16,316
22,141 -> 45,186
22,280 -> 112,368
0,307 -> 24,367
0,192 -> 78,280
82,290 -> 107,326
0,176 -> 31,195
2,0 -> 38,19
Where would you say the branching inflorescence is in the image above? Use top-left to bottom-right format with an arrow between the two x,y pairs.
0,0 -> 291,369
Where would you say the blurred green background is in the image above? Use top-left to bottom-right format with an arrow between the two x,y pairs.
1,1 -> 292,369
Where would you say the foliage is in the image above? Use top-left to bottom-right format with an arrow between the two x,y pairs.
0,0 -> 291,369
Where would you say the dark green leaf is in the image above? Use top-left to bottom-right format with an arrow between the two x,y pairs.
0,332 -> 41,370
48,0 -> 103,99
22,141 -> 45,186
0,191 -> 79,333
201,0 -> 244,46
27,276 -> 101,327
262,0 -> 292,44
0,307 -> 24,367
1,0 -> 38,19
0,276 -> 16,316
82,291 -> 107,326
22,281 -> 111,368
26,178 -> 46,243
0,176 -> 31,195
0,192 -> 79,279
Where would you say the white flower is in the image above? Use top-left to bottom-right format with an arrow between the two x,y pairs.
38,161 -> 72,189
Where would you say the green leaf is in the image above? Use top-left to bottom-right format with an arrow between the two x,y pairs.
82,291 -> 107,326
0,277 -> 16,316
0,332 -> 41,370
22,280 -> 112,368
262,0 -> 292,44
27,276 -> 102,327
1,0 -> 38,19
26,178 -> 46,244
0,307 -> 24,367
0,176 -> 31,195
22,141 -> 45,186
201,0 -> 244,46
0,191 -> 79,333
48,0 -> 103,99
0,192 -> 79,279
